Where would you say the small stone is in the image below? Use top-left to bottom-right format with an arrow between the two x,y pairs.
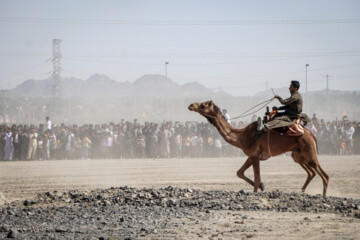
0,224 -> 11,232
7,229 -> 18,238
55,227 -> 66,232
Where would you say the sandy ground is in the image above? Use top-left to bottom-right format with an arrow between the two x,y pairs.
1,155 -> 360,239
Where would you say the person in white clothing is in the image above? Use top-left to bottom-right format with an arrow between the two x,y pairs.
45,116 -> 51,133
222,109 -> 231,124
4,128 -> 13,160
343,121 -> 355,155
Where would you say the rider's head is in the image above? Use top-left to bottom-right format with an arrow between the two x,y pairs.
289,80 -> 300,93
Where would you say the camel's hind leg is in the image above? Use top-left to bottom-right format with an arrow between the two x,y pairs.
298,132 -> 329,196
309,161 -> 329,197
300,163 -> 316,193
292,152 -> 316,194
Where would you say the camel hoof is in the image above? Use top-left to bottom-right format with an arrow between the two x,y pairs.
260,182 -> 265,191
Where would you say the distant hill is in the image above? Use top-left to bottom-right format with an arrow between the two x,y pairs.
11,77 -> 84,97
11,74 -> 217,98
11,74 -> 359,99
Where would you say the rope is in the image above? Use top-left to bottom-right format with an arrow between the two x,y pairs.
229,97 -> 275,120
201,97 -> 275,121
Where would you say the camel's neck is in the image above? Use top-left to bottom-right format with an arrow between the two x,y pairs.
207,113 -> 244,149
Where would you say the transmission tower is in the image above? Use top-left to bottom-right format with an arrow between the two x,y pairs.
52,39 -> 62,105
51,39 -> 61,116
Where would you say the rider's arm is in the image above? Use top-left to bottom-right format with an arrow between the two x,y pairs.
277,95 -> 298,106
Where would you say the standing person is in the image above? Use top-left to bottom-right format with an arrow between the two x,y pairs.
142,122 -> 151,158
214,137 -> 223,158
158,125 -> 172,158
42,134 -> 50,160
174,130 -> 183,157
135,132 -> 146,158
12,128 -> 21,160
45,116 -> 51,133
27,128 -> 38,160
4,128 -> 14,160
0,129 -> 5,160
49,130 -> 57,159
353,122 -> 360,155
37,135 -> 43,160
343,121 -> 355,155
82,134 -> 92,159
20,130 -> 29,160
65,130 -> 74,159
222,109 -> 231,124
103,132 -> 113,159
73,137 -> 83,159
190,134 -> 199,157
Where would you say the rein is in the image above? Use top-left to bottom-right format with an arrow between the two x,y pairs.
201,97 -> 275,121
229,97 -> 275,120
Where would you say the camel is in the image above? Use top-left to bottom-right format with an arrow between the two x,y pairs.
188,100 -> 329,196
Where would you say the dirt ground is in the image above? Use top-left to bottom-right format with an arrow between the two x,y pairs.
1,155 -> 360,239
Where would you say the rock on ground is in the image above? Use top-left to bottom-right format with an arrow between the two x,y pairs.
0,186 -> 359,239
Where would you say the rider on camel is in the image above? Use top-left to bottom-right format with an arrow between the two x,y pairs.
274,80 -> 302,118
264,80 -> 309,131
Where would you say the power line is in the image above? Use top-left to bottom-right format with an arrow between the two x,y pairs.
1,17 -> 360,25
1,50 -> 359,58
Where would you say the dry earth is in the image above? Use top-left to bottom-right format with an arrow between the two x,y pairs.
0,155 -> 359,239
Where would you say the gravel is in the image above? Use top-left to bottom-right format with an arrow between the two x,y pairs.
0,186 -> 359,239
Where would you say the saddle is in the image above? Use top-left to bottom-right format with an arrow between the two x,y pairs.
265,118 -> 304,136
263,107 -> 305,137
248,108 -> 305,149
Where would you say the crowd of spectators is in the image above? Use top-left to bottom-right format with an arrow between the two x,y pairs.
0,114 -> 359,161
306,114 -> 359,155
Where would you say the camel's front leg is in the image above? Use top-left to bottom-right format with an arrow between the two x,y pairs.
236,157 -> 255,187
252,156 -> 262,192
237,156 -> 264,192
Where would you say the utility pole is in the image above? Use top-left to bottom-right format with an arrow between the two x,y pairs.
165,61 -> 169,121
52,39 -> 62,117
305,64 -> 309,112
322,74 -> 333,111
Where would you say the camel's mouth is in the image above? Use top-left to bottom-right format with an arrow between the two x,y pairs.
188,103 -> 199,112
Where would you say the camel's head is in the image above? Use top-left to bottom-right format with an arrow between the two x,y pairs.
188,100 -> 218,117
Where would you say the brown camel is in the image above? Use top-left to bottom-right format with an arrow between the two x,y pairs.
188,100 -> 329,196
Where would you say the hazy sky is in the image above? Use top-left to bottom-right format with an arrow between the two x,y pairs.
0,0 -> 359,96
